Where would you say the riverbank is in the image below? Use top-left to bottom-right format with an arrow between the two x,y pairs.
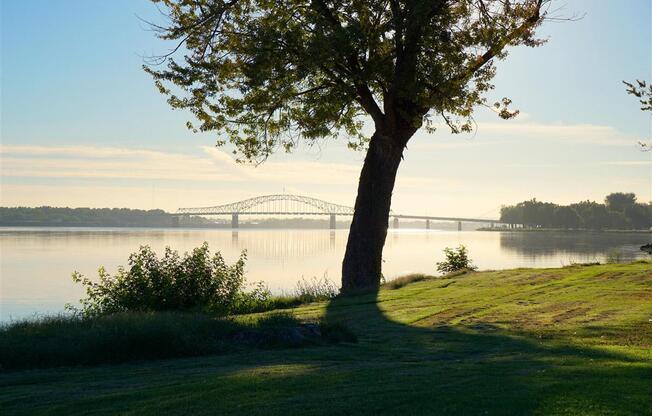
479,227 -> 652,234
2,261 -> 651,415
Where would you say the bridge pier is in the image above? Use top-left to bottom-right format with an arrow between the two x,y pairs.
393,217 -> 399,229
329,214 -> 336,230
457,221 -> 462,231
231,213 -> 239,229
426,219 -> 430,230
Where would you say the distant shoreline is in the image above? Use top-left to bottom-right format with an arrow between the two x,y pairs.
478,227 -> 651,234
0,224 -> 650,234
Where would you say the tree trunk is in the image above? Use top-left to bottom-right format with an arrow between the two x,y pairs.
341,129 -> 408,293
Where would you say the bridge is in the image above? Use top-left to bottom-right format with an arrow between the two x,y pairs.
175,194 -> 507,230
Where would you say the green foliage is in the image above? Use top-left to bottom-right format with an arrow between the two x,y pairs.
145,0 -> 549,161
436,245 -> 477,274
68,243 -> 247,317
0,312 -> 243,369
0,310 -> 356,370
500,193 -> 651,230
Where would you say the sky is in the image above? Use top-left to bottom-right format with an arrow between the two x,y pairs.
1,0 -> 651,218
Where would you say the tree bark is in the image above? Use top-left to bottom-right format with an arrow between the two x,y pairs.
341,129 -> 409,293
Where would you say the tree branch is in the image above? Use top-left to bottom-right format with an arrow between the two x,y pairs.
457,0 -> 545,83
310,0 -> 385,127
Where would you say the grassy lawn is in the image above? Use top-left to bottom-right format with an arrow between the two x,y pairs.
1,262 -> 651,415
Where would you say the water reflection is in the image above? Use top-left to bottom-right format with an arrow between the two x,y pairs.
499,231 -> 649,262
0,227 -> 649,321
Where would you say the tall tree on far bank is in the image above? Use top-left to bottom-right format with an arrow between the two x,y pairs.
605,192 -> 637,213
146,0 -> 553,292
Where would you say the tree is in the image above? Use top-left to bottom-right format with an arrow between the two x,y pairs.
624,203 -> 650,230
623,80 -> 652,151
604,192 -> 636,213
500,205 -> 522,225
571,201 -> 610,230
145,0 -> 553,292
552,205 -> 580,229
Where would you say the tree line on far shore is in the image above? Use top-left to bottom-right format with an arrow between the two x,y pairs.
500,193 -> 651,230
0,207 -> 211,227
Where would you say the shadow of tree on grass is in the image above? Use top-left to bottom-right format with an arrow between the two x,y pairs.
310,288 -> 651,415
1,285 -> 649,416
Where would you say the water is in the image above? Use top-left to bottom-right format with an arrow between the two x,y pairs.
1,227 -> 649,321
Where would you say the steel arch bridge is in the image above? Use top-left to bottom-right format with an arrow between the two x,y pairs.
177,194 -> 355,216
175,194 -> 505,230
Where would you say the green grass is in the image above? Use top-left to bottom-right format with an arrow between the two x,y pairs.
0,311 -> 354,370
1,261 -> 651,415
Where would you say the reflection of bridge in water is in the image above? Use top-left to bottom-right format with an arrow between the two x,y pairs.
229,230 -> 341,260
175,194 -> 509,230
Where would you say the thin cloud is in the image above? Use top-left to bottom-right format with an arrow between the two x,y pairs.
410,121 -> 637,149
0,144 -> 439,188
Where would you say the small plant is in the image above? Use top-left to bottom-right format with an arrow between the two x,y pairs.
436,245 -> 477,274
294,276 -> 338,302
67,242 -> 247,317
605,250 -> 624,264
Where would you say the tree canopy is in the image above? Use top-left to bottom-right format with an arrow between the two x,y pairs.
146,0 -> 549,161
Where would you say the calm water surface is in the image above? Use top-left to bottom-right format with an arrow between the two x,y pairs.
1,227 -> 650,321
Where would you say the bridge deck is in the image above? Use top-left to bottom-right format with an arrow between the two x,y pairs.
171,211 -> 499,223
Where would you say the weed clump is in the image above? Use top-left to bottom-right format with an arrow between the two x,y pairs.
384,273 -> 428,290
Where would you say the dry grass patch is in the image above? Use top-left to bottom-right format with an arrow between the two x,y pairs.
384,273 -> 430,290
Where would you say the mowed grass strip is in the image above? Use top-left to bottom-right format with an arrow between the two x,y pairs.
1,261 -> 650,415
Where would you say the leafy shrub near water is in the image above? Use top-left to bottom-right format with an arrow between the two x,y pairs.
68,243 -> 247,317
67,243 -> 341,317
0,244 -> 352,370
436,245 -> 477,274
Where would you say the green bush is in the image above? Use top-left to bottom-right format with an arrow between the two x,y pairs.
67,243 -> 247,317
436,245 -> 477,274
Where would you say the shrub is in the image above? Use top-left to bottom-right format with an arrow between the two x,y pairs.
67,243 -> 247,317
436,245 -> 477,274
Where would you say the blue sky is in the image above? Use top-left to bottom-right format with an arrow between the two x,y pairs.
1,0 -> 650,216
